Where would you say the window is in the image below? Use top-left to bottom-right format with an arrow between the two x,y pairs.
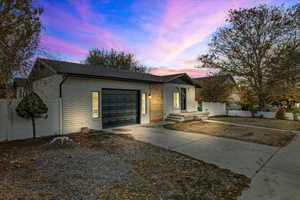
141,93 -> 147,115
173,91 -> 180,109
91,92 -> 100,118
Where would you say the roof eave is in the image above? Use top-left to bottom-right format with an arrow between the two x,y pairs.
62,73 -> 164,83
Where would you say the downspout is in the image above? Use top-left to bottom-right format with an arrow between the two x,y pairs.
59,75 -> 68,135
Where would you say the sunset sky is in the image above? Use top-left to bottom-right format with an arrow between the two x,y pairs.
38,0 -> 298,77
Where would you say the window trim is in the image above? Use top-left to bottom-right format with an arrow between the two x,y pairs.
91,91 -> 100,119
141,92 -> 147,115
173,91 -> 180,109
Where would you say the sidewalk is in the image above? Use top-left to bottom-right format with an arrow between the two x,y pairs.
239,134 -> 300,200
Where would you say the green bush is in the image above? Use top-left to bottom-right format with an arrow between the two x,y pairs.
16,92 -> 48,138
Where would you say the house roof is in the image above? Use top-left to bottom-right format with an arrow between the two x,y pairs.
193,74 -> 235,86
35,58 -> 200,86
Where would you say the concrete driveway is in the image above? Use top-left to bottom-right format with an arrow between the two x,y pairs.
106,124 -> 300,199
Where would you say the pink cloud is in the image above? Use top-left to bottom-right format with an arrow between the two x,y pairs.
41,1 -> 127,54
150,67 -> 210,78
39,0 -> 272,69
182,59 -> 200,67
41,35 -> 87,57
142,0 -> 269,67
69,0 -> 95,21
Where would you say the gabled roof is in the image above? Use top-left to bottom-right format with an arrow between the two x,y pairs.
161,73 -> 200,86
193,74 -> 235,86
34,58 -> 200,86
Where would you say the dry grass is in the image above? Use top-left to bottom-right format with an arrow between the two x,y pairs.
211,117 -> 300,131
0,132 -> 250,200
165,121 -> 295,147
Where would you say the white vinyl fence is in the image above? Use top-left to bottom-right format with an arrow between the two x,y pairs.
0,99 -> 60,142
201,103 -> 299,121
228,110 -> 252,117
228,110 -> 299,121
202,102 -> 227,117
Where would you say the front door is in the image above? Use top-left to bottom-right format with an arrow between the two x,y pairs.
181,88 -> 187,111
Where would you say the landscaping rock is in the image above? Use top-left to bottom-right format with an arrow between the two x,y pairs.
0,132 -> 250,200
49,136 -> 73,145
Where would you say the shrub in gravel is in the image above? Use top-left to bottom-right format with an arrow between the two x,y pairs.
16,92 -> 48,138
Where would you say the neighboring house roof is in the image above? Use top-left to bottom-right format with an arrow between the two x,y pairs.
34,58 -> 200,86
193,74 -> 235,86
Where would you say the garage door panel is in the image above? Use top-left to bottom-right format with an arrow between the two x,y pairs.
102,89 -> 139,128
102,104 -> 137,110
102,112 -> 137,118
102,116 -> 137,123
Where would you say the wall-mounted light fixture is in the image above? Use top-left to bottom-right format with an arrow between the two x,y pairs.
148,94 -> 152,99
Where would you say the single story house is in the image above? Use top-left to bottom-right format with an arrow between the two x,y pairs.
26,58 -> 200,134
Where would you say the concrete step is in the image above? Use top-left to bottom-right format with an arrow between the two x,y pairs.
169,113 -> 185,117
166,112 -> 209,122
167,115 -> 184,120
166,116 -> 184,122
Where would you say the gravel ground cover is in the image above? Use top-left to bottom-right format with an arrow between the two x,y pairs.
0,132 -> 250,200
211,117 -> 300,131
165,121 -> 295,147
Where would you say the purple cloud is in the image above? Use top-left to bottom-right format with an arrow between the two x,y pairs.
40,1 -> 128,57
39,0 -> 292,76
41,35 -> 87,57
142,0 -> 271,68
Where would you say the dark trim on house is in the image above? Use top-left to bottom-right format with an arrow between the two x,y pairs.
58,73 -> 161,84
59,75 -> 68,98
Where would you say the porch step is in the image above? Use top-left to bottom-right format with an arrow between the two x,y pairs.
168,114 -> 185,119
166,115 -> 185,122
166,112 -> 209,122
169,113 -> 185,117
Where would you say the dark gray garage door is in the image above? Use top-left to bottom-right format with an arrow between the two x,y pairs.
102,89 -> 140,129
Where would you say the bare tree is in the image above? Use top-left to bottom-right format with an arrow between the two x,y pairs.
198,4 -> 300,110
0,0 -> 42,98
268,46 -> 300,109
85,48 -> 148,73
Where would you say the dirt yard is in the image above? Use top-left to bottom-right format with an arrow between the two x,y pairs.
211,117 -> 300,131
165,121 -> 295,147
0,132 -> 250,200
